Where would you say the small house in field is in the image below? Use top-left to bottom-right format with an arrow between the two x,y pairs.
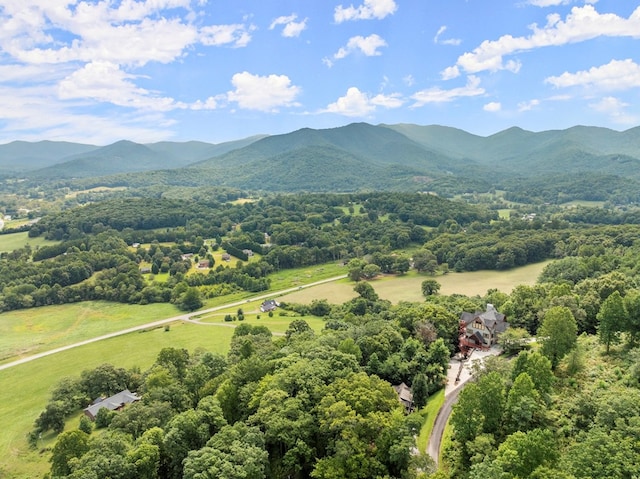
393,382 -> 414,413
221,253 -> 231,262
83,389 -> 140,421
260,299 -> 279,312
459,303 -> 508,353
198,259 -> 211,269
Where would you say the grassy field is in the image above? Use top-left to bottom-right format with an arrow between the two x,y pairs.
0,301 -> 180,364
416,389 -> 445,454
194,302 -> 327,334
0,231 -> 58,254
280,261 -> 552,304
0,321 -> 237,478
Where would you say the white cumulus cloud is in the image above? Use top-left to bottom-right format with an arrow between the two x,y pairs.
545,58 -> 640,91
447,5 -> 640,76
324,87 -> 403,116
332,34 -> 388,61
334,0 -> 398,23
227,72 -> 301,112
411,76 -> 485,107
483,102 -> 502,112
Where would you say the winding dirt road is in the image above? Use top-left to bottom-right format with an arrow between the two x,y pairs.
0,274 -> 347,371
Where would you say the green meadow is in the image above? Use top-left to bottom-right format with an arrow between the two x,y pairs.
0,231 -> 58,254
280,261 -> 552,304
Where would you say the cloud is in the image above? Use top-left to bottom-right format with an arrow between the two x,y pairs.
200,23 -> 255,48
545,59 -> 640,91
589,96 -> 638,125
269,14 -> 308,38
0,86 -> 176,144
58,61 -> 187,111
441,65 -> 461,80
324,87 -> 403,116
517,99 -> 540,111
527,0 -> 599,7
448,5 -> 640,75
483,102 -> 502,112
411,76 -> 485,107
227,72 -> 301,112
331,34 -> 388,61
403,75 -> 415,87
334,0 -> 398,23
0,1 -> 262,138
434,26 -> 462,46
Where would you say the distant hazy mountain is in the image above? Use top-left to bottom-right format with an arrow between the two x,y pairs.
10,135 -> 266,179
4,123 -> 640,197
0,140 -> 97,173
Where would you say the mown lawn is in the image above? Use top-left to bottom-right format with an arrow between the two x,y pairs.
280,261 -> 552,304
0,301 -> 181,364
0,231 -> 58,253
416,388 -> 445,454
0,321 -> 236,478
195,304 -> 326,334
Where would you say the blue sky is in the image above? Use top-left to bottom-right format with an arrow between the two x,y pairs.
0,0 -> 639,144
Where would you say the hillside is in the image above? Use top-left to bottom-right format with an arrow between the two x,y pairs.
3,123 -> 640,199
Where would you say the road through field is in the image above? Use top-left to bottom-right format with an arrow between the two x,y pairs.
0,274 -> 346,371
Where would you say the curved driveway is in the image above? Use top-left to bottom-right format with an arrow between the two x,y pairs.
427,348 -> 501,465
0,274 -> 346,371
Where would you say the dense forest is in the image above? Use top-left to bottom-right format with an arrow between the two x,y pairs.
1,192 -> 496,313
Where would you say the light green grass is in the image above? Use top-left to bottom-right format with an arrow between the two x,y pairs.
0,301 -> 180,364
0,321 -> 236,478
497,209 -> 512,219
561,200 -> 606,208
416,388 -> 445,453
196,306 -> 326,334
0,231 -> 58,253
281,261 -> 551,305
267,262 -> 346,290
279,277 -> 355,304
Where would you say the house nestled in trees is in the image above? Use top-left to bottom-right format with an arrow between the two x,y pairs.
393,382 -> 414,413
459,303 -> 508,353
83,389 -> 140,420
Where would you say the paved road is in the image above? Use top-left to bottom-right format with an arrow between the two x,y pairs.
427,347 -> 501,465
0,274 -> 347,371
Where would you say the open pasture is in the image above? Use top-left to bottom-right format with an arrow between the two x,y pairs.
195,302 -> 326,333
0,301 -> 179,364
280,261 -> 552,304
0,320 -> 236,478
0,231 -> 57,253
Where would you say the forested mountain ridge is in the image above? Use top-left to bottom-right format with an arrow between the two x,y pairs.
2,123 -> 640,201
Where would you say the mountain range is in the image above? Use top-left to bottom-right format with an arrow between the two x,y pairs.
2,123 -> 640,199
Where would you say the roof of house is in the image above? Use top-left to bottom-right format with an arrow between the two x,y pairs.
393,382 -> 414,405
84,389 -> 140,419
260,299 -> 279,311
460,304 -> 508,333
